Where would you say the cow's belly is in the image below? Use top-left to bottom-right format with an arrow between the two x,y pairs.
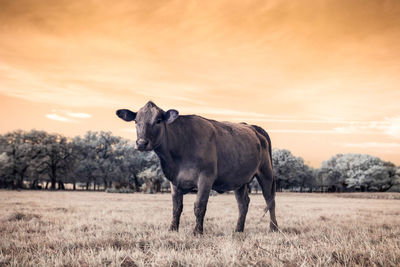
212,178 -> 252,193
213,165 -> 257,193
213,133 -> 261,192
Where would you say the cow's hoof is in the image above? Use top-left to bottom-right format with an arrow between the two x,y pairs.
235,228 -> 244,232
269,223 -> 279,232
193,229 -> 203,236
169,225 -> 179,232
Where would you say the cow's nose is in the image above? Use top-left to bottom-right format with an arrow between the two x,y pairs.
136,139 -> 149,149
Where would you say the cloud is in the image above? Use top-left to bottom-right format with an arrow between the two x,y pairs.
341,142 -> 400,148
66,112 -> 92,118
244,116 -> 400,137
45,110 -> 91,122
331,116 -> 400,138
186,107 -> 270,118
332,125 -> 376,135
51,109 -> 92,118
0,63 -> 126,108
268,129 -> 341,134
337,142 -> 400,154
380,116 -> 400,138
45,114 -> 76,123
266,128 -> 375,134
230,117 -> 382,124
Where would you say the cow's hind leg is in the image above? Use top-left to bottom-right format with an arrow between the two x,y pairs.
234,184 -> 250,232
256,170 -> 278,232
170,183 -> 183,231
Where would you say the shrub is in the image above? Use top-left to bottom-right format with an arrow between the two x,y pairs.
105,187 -> 134,194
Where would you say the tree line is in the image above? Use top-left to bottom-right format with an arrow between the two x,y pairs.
253,149 -> 400,193
0,130 -> 399,192
0,130 -> 164,192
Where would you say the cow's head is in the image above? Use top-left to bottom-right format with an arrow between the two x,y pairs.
116,101 -> 179,151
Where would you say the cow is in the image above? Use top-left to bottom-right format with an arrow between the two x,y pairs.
116,101 -> 278,235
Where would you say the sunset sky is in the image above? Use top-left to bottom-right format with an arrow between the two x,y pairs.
1,0 -> 400,167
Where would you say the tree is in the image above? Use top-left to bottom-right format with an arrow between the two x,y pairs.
24,130 -> 53,189
0,151 -> 13,188
249,179 -> 261,194
316,161 -> 344,192
73,131 -> 125,190
114,141 -> 140,190
318,154 -> 398,192
116,144 -> 164,192
138,163 -> 166,193
297,165 -> 315,192
91,131 -> 122,189
0,130 -> 43,189
72,135 -> 99,190
272,149 -> 314,191
34,133 -> 73,190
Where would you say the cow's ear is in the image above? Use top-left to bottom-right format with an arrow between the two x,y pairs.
164,109 -> 179,124
116,109 -> 136,122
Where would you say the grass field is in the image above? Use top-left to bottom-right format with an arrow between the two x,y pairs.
1,191 -> 400,266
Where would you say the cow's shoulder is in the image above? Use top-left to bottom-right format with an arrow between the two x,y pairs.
177,115 -> 217,129
174,115 -> 218,141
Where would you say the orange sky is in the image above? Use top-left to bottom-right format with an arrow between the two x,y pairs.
1,0 -> 400,167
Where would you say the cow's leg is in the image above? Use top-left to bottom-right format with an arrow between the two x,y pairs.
170,183 -> 183,231
193,175 -> 213,235
256,169 -> 278,232
234,184 -> 250,232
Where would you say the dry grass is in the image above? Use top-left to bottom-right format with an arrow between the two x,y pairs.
0,191 -> 399,266
333,192 -> 400,200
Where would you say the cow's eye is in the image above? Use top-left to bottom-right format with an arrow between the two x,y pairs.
156,118 -> 162,124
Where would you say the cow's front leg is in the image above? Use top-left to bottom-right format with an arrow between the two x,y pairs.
170,183 -> 183,231
193,175 -> 213,235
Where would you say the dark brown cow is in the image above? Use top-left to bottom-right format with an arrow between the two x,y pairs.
116,101 -> 278,234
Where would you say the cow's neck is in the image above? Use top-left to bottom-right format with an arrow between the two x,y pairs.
153,120 -> 185,181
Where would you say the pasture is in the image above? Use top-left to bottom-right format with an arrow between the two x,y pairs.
1,191 -> 399,266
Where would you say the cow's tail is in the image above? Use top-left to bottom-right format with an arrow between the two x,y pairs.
251,125 -> 275,212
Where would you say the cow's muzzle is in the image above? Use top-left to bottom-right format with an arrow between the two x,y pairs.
136,138 -> 151,151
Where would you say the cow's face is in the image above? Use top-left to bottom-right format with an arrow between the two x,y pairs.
116,101 -> 179,151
